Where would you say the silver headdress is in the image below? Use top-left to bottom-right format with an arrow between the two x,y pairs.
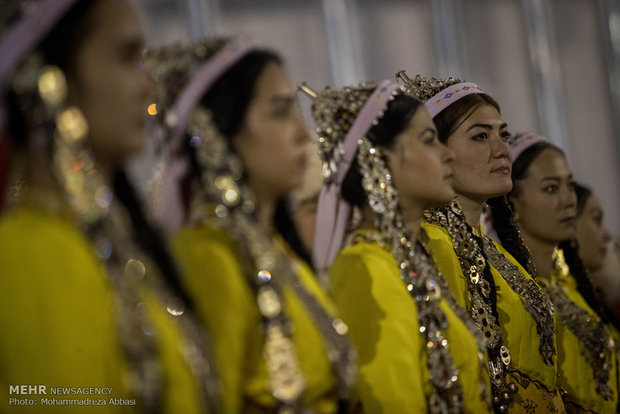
397,71 -> 484,119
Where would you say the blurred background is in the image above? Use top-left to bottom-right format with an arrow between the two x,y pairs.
133,0 -> 620,240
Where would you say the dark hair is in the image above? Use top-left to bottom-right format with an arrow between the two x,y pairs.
340,93 -> 423,207
574,182 -> 592,217
113,171 -> 196,310
186,50 -> 313,267
5,0 -> 197,310
201,50 -> 282,138
433,93 -> 500,143
39,0 -> 97,74
559,239 -> 619,330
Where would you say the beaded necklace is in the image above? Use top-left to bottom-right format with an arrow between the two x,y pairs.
425,201 -> 555,410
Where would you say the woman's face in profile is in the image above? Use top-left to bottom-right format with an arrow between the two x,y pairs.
444,104 -> 512,202
385,106 -> 455,211
576,194 -> 611,271
232,62 -> 309,201
67,0 -> 151,167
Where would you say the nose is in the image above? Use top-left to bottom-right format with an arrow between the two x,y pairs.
561,185 -> 577,210
602,226 -> 612,244
491,133 -> 510,159
294,108 -> 310,144
440,142 -> 455,164
138,59 -> 154,99
297,126 -> 310,145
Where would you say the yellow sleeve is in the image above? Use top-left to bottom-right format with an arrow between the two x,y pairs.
0,210 -> 132,413
329,244 -> 428,413
611,325 -> 620,408
172,225 -> 253,414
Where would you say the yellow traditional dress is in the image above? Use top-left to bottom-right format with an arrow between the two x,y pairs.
173,219 -> 342,414
0,201 -> 207,413
422,221 -> 564,413
328,229 -> 491,413
540,250 -> 619,413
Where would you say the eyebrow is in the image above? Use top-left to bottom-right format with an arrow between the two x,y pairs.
466,122 -> 508,132
539,174 -> 573,183
121,32 -> 145,47
121,37 -> 145,55
269,95 -> 297,105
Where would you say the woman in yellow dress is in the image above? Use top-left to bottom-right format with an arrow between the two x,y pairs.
0,1 -> 218,412
147,38 -> 356,413
398,73 -> 563,413
491,132 -> 619,412
299,80 -> 491,413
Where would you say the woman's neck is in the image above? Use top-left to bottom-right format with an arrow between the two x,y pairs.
22,147 -> 116,207
253,191 -> 276,236
455,194 -> 486,229
520,231 -> 556,280
10,150 -> 69,215
401,201 -> 423,241
25,150 -> 59,191
358,201 -> 422,241
94,157 -> 116,183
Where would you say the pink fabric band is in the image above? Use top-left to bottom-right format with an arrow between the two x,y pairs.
168,37 -> 253,152
424,81 -> 484,119
0,0 -> 79,132
313,80 -> 400,275
509,132 -> 548,162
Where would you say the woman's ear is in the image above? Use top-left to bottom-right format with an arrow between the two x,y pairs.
506,193 -> 520,223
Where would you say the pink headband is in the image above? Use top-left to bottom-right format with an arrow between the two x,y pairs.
509,132 -> 548,162
424,82 -> 484,118
0,0 -> 79,132
313,80 -> 400,275
168,37 -> 253,152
